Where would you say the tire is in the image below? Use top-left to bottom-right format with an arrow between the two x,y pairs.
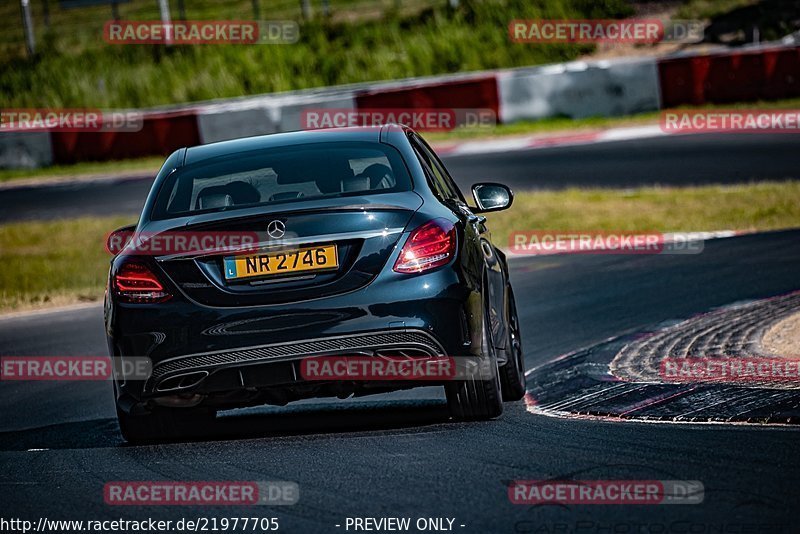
446,306 -> 503,421
116,403 -> 215,443
499,287 -> 526,401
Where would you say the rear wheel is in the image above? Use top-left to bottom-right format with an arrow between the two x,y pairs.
499,288 -> 526,401
116,403 -> 215,443
446,306 -> 503,421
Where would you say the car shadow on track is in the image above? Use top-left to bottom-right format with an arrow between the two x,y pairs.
0,399 -> 452,450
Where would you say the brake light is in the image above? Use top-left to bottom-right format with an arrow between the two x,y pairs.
113,261 -> 171,303
394,219 -> 456,273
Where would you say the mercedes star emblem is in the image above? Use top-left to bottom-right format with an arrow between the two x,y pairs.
267,220 -> 286,239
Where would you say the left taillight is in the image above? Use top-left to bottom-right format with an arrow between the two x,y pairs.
393,218 -> 457,274
112,261 -> 171,303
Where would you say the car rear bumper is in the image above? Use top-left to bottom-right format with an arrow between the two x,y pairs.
147,328 -> 444,392
107,267 -> 484,410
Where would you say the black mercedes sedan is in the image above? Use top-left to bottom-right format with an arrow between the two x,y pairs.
105,124 -> 525,442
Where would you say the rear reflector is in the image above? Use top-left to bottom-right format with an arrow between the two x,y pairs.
113,261 -> 171,303
394,218 -> 456,273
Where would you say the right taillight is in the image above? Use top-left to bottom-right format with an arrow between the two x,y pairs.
112,261 -> 171,303
393,218 -> 456,274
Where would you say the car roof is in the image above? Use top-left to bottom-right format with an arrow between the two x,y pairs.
183,125 -> 408,166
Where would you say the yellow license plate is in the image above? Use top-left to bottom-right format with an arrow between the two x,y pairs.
224,245 -> 338,280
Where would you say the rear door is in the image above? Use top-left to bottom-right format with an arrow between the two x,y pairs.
409,133 -> 508,348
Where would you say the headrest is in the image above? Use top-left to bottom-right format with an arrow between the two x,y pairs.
195,181 -> 260,210
197,193 -> 233,210
341,175 -> 370,192
274,157 -> 354,194
225,181 -> 261,205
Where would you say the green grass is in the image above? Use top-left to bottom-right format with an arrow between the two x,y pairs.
2,181 -> 799,313
675,0 -> 797,44
0,0 -> 632,108
485,181 -> 800,249
0,216 -> 134,312
676,0 -> 760,20
3,0 -> 792,110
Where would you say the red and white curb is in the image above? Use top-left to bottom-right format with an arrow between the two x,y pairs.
434,124 -> 666,156
0,171 -> 156,191
662,230 -> 743,241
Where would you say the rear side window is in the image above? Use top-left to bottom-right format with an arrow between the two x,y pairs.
150,142 -> 411,220
416,137 -> 465,203
410,135 -> 463,203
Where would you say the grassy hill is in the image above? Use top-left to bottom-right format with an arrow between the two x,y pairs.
0,0 -> 633,108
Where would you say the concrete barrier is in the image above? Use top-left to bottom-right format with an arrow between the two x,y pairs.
498,57 -> 661,122
0,132 -> 53,169
196,100 -> 281,144
278,93 -> 357,132
196,92 -> 357,144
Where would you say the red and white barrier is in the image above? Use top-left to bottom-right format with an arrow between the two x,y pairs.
498,57 -> 661,122
658,45 -> 800,107
355,74 -> 499,118
1,45 -> 797,168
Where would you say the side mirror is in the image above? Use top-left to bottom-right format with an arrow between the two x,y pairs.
105,224 -> 137,255
471,183 -> 513,213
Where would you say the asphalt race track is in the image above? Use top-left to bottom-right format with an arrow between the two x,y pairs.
1,229 -> 799,532
1,133 -> 799,222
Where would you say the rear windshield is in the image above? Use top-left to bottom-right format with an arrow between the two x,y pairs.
150,141 -> 411,220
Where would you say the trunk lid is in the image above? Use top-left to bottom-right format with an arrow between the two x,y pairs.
148,193 -> 421,306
